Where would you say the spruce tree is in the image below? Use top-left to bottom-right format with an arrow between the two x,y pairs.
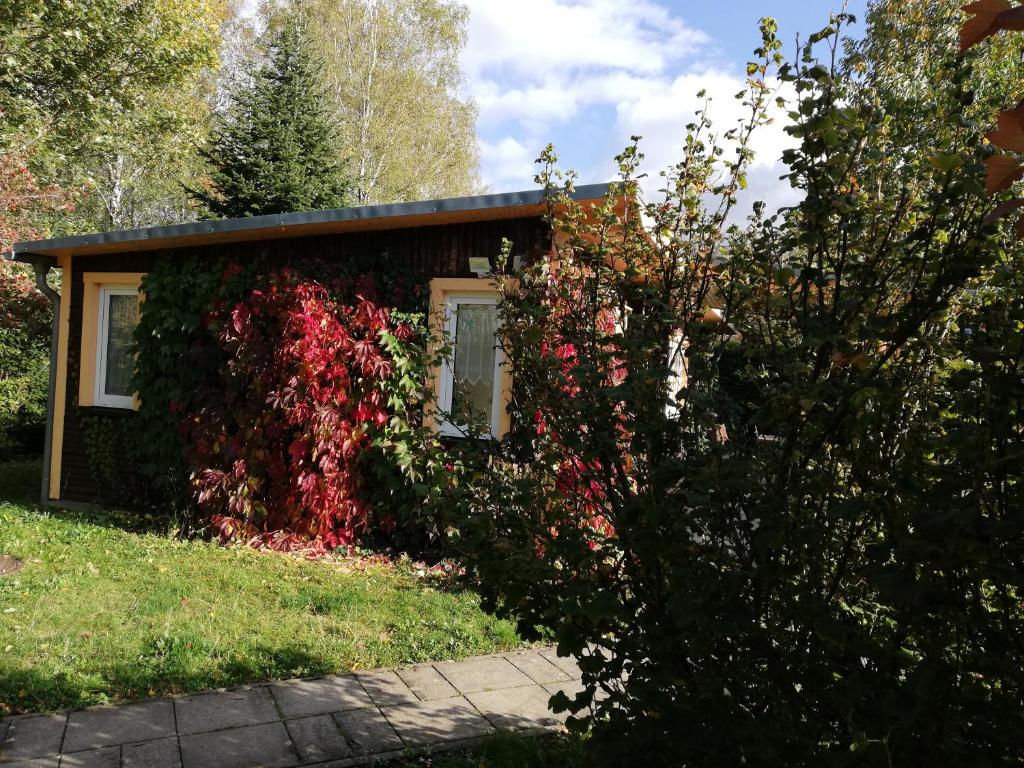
190,16 -> 351,218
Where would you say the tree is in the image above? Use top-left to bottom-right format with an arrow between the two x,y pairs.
189,15 -> 351,218
451,6 -> 1024,766
0,142 -> 74,455
0,0 -> 223,149
287,0 -> 480,204
2,0 -> 231,237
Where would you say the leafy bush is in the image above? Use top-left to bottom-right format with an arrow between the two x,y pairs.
0,260 -> 51,457
0,141 -> 72,458
452,9 -> 1024,767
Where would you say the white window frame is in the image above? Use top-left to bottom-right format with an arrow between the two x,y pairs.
666,330 -> 687,417
437,294 -> 504,439
94,285 -> 138,409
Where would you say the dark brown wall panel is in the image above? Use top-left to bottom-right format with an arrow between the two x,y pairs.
58,217 -> 548,503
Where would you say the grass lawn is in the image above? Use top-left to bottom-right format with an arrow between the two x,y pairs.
0,460 -> 523,715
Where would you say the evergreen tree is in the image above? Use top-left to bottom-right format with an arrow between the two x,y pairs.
190,16 -> 351,218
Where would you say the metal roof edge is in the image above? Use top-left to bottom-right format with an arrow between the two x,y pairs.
13,182 -> 616,258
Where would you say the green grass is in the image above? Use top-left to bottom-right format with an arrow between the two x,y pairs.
389,733 -> 590,768
0,460 -> 523,714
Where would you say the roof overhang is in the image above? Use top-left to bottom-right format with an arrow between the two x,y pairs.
8,183 -> 614,261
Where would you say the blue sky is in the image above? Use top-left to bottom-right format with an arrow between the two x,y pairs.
462,0 -> 870,207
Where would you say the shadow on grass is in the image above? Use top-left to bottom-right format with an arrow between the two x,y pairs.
0,459 -> 43,508
0,459 -> 189,535
0,644 -> 340,715
384,731 -> 591,768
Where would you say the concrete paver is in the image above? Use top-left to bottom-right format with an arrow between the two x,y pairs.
59,746 -> 121,768
467,685 -> 563,730
0,646 -> 580,767
433,656 -> 533,694
395,664 -> 459,701
64,701 -> 175,752
283,715 -> 351,763
270,675 -> 372,719
178,722 -> 298,768
0,757 -> 61,768
121,737 -> 181,768
332,708 -> 403,756
505,651 -> 572,684
353,670 -> 418,707
0,714 -> 66,761
539,650 -> 583,679
382,697 -> 493,747
174,688 -> 278,736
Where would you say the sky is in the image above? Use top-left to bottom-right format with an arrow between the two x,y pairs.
462,0 -> 870,209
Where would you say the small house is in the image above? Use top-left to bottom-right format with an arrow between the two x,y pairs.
8,185 -> 611,506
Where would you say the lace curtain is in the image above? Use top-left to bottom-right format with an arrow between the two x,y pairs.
453,303 -> 497,387
104,294 -> 139,397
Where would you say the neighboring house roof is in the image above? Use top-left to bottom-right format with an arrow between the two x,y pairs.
8,183 -> 613,265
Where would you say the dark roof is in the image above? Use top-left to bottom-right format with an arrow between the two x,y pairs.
9,183 -> 613,263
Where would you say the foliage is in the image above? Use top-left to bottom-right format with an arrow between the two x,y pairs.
134,256 -> 448,551
451,6 -> 1024,767
0,145 -> 71,456
0,141 -> 76,253
189,14 -> 351,218
959,0 -> 1024,235
0,459 -> 523,715
0,0 -> 224,149
69,75 -> 222,232
182,268 -> 432,550
2,0 -> 230,240
280,0 -> 480,204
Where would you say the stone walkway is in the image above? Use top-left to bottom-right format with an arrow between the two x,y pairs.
0,648 -> 583,768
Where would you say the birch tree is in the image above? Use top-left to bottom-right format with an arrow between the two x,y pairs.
282,0 -> 480,204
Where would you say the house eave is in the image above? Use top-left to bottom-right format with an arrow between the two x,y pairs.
11,183 -> 616,260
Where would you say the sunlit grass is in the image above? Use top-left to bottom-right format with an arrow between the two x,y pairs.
0,460 -> 522,714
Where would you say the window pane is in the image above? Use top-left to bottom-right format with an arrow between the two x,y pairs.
450,302 -> 497,426
104,294 -> 138,397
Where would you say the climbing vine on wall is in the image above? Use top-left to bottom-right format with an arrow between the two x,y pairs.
133,256 -> 450,552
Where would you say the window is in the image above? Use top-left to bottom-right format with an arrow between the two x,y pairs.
665,330 -> 687,417
94,287 -> 140,408
427,278 -> 510,438
438,295 -> 502,437
79,273 -> 144,409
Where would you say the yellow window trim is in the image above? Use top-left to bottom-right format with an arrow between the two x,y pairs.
79,272 -> 145,410
426,277 -> 512,438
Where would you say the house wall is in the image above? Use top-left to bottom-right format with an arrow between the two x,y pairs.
55,216 -> 548,504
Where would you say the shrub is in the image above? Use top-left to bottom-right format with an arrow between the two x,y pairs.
452,9 -> 1024,767
0,141 -> 72,458
0,260 -> 51,457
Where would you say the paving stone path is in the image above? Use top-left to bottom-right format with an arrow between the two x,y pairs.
0,648 -> 583,768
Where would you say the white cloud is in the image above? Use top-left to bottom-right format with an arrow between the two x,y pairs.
479,136 -> 537,192
462,0 -> 709,132
462,0 -> 801,214
462,0 -> 707,82
606,71 -> 801,214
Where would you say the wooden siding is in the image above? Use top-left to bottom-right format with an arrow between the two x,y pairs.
57,216 -> 548,503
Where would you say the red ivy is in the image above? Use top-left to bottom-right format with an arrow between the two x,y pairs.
529,274 -> 627,548
182,268 -> 407,552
